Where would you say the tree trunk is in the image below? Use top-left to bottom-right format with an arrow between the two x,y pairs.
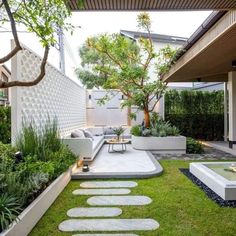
144,108 -> 150,128
127,106 -> 132,126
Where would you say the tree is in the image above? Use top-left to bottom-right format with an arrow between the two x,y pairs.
77,13 -> 172,127
0,0 -> 72,89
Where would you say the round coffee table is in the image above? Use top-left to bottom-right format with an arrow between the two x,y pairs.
106,139 -> 130,153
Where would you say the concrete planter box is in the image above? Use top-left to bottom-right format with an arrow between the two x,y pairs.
132,135 -> 186,154
1,165 -> 76,236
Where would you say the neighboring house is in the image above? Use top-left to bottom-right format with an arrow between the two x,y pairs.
193,82 -> 224,91
0,65 -> 11,106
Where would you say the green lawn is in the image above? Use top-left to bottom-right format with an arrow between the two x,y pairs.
29,160 -> 236,236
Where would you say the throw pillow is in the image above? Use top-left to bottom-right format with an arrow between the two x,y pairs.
83,130 -> 94,140
71,130 -> 85,138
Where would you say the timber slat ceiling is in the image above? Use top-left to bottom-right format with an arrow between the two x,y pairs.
67,0 -> 236,11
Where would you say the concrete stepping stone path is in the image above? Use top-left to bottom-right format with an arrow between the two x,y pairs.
87,196 -> 152,206
59,219 -> 159,232
80,181 -> 137,188
67,207 -> 122,217
73,188 -> 131,195
73,234 -> 139,236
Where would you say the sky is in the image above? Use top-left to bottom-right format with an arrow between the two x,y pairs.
0,11 -> 212,81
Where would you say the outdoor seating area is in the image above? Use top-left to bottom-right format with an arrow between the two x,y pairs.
1,1 -> 236,236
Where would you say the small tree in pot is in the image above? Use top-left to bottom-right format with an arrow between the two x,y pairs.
113,127 -> 125,141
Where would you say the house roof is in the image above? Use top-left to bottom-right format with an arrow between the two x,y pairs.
162,10 -> 236,83
120,30 -> 187,45
67,0 -> 236,11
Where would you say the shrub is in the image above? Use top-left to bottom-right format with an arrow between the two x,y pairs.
131,113 -> 180,137
0,106 -> 11,144
16,118 -> 61,161
186,137 -> 204,154
130,125 -> 142,136
0,194 -> 21,232
0,120 -> 77,232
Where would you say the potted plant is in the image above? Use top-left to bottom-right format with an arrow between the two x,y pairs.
113,126 -> 125,141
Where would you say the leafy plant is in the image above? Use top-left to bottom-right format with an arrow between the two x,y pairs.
186,138 -> 204,154
0,107 -> 11,144
0,194 -> 21,232
142,128 -> 152,137
77,13 -> 168,128
113,127 -> 125,139
16,118 -> 61,161
130,125 -> 142,136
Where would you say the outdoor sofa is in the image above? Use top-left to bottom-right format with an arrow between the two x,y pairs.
61,126 -> 131,162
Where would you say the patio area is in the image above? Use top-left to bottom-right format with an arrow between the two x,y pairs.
71,144 -> 163,179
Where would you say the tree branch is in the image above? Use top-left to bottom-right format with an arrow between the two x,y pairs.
0,0 -> 22,64
0,46 -> 49,88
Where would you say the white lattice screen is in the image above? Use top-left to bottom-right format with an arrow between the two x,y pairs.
11,44 -> 86,141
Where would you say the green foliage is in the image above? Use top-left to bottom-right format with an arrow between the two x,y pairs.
112,126 -> 125,137
16,118 -> 61,161
0,0 -> 72,47
130,125 -> 142,136
0,120 -> 76,232
156,45 -> 180,76
131,113 -> 180,137
0,194 -> 21,232
0,106 -> 11,144
150,113 -> 180,137
186,137 -> 204,154
165,90 -> 224,140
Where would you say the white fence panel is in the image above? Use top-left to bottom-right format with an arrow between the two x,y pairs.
11,44 -> 86,141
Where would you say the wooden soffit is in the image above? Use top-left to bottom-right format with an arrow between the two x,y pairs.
162,10 -> 236,83
67,0 -> 236,11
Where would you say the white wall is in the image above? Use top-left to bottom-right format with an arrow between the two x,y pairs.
86,90 -> 164,127
11,43 -> 86,141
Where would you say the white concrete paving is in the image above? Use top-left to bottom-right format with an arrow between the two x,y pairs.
67,207 -> 122,217
59,219 -> 159,232
73,188 -> 131,195
73,234 -> 139,236
87,196 -> 152,206
74,145 -> 157,174
80,181 -> 137,188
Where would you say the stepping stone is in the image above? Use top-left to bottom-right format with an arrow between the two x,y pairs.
87,196 -> 152,206
59,219 -> 159,232
80,181 -> 137,188
73,188 -> 131,195
73,234 -> 138,236
67,207 -> 122,217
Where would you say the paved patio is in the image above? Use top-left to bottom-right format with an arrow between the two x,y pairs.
71,145 -> 162,179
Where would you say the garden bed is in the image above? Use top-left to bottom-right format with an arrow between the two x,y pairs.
132,135 -> 186,154
1,164 -> 76,236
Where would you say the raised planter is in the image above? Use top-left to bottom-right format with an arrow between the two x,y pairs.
132,135 -> 186,154
1,164 -> 77,236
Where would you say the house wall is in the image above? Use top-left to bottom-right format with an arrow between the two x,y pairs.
11,43 -> 86,141
86,90 -> 164,127
0,65 -> 11,106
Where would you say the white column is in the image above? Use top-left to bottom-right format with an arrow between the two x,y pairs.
228,72 -> 236,148
224,82 -> 228,142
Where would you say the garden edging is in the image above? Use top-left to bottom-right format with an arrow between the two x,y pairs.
0,164 -> 77,236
